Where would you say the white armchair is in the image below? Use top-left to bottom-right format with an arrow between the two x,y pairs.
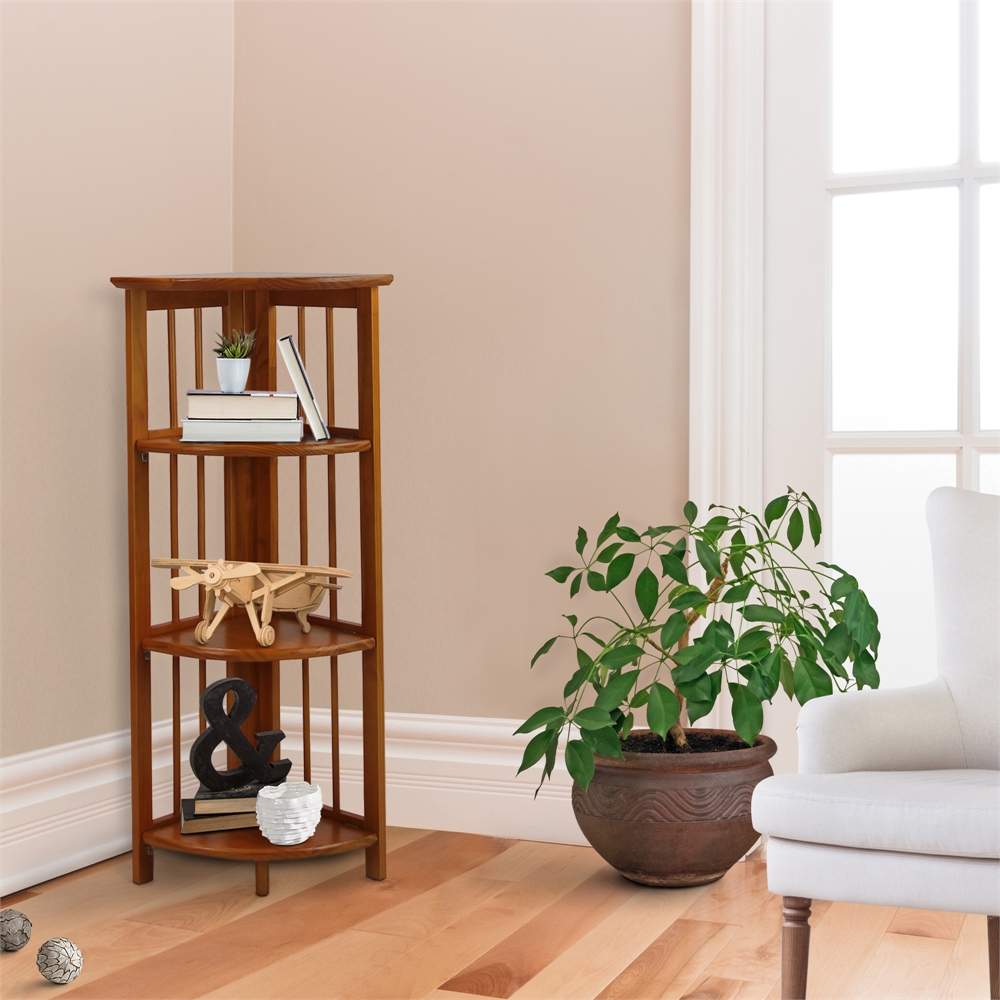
751,486 -> 1000,999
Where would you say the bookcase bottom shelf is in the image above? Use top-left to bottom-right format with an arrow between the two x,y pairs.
143,814 -> 378,862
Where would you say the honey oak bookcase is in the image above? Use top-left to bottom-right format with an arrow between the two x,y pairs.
112,273 -> 392,896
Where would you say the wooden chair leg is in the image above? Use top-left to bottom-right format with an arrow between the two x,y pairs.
782,896 -> 812,1000
988,915 -> 999,1000
255,861 -> 269,897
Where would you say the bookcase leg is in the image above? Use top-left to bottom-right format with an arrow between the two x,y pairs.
366,840 -> 386,881
133,844 -> 153,885
362,650 -> 386,881
255,861 -> 269,896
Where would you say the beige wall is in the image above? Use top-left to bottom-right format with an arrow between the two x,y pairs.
1,2 -> 234,756
234,2 -> 691,720
1,0 -> 690,756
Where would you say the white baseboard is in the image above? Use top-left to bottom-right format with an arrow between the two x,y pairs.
0,716 -> 203,897
0,710 -> 583,896
279,708 -> 585,847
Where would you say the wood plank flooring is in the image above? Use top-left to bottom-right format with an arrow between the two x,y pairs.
0,829 -> 990,999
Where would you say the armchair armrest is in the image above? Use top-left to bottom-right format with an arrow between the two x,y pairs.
797,676 -> 968,774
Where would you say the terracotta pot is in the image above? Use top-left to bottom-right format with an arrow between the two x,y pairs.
571,728 -> 777,887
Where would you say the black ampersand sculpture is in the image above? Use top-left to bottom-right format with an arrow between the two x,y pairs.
190,678 -> 291,791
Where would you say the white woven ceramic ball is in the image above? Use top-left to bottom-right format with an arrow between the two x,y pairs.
0,908 -> 31,951
36,937 -> 83,984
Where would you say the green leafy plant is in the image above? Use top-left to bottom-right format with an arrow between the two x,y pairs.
214,328 -> 256,359
517,489 -> 880,792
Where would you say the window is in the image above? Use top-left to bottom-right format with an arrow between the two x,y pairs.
827,0 -> 999,687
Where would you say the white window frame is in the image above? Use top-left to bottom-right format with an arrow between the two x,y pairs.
823,0 -> 1000,507
689,0 -> 999,767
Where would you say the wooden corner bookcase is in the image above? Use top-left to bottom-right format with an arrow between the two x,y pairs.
112,273 -> 393,896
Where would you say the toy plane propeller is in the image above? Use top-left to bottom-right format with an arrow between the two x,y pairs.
151,557 -> 352,647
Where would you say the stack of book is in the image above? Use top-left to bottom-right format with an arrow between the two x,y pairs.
180,390 -> 302,442
180,783 -> 263,834
180,335 -> 330,443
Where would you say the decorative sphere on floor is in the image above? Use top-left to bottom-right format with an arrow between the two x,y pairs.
36,937 -> 83,984
0,908 -> 32,951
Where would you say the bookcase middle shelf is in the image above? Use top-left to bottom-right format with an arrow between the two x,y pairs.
142,614 -> 375,662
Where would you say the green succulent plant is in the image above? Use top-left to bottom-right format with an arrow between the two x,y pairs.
214,328 -> 256,359
517,488 -> 881,792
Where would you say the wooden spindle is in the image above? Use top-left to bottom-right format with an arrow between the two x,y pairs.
198,662 -> 207,733
297,308 -> 312,783
326,307 -> 340,811
167,309 -> 182,811
172,658 -> 181,817
167,308 -> 178,429
330,658 -> 340,813
302,663 -> 311,784
194,308 -> 207,730
168,309 -> 180,621
298,307 -> 309,559
194,308 -> 204,387
170,454 -> 179,623
326,307 -> 337,595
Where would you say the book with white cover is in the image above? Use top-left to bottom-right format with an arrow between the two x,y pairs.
187,390 -> 298,421
181,418 -> 303,443
278,335 -> 330,441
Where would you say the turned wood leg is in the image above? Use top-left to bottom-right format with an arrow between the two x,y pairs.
782,896 -> 812,1000
255,861 -> 269,897
988,915 -> 999,1000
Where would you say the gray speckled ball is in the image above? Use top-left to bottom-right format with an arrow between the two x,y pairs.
36,937 -> 83,985
0,908 -> 31,951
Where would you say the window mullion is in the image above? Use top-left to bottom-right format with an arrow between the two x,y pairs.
959,2 -> 978,486
961,1 -> 979,166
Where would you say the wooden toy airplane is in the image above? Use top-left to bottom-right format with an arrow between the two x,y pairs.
151,558 -> 352,647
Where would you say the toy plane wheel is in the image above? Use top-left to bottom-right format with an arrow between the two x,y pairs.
259,625 -> 275,647
194,621 -> 210,644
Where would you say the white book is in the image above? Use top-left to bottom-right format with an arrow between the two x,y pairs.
181,418 -> 304,443
278,335 -> 330,441
187,390 -> 298,421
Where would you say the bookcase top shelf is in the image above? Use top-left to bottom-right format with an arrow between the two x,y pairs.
136,432 -> 371,459
110,273 -> 394,291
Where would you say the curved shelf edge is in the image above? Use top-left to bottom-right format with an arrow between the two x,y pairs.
112,273 -> 394,291
136,434 -> 370,458
142,815 -> 377,862
142,615 -> 375,662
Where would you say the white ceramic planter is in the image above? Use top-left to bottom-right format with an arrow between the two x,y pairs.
216,357 -> 251,393
257,782 -> 323,846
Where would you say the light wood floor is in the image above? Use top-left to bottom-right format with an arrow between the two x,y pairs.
0,829 -> 990,999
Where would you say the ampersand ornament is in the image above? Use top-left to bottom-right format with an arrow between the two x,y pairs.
190,678 -> 291,791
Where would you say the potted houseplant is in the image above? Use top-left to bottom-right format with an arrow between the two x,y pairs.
517,489 -> 880,886
214,328 -> 256,393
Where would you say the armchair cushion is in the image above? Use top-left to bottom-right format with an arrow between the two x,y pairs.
795,677 -> 967,774
752,769 -> 1000,859
765,838 -> 1000,915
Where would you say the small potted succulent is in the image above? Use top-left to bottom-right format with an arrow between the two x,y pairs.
214,328 -> 256,393
518,489 -> 880,886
